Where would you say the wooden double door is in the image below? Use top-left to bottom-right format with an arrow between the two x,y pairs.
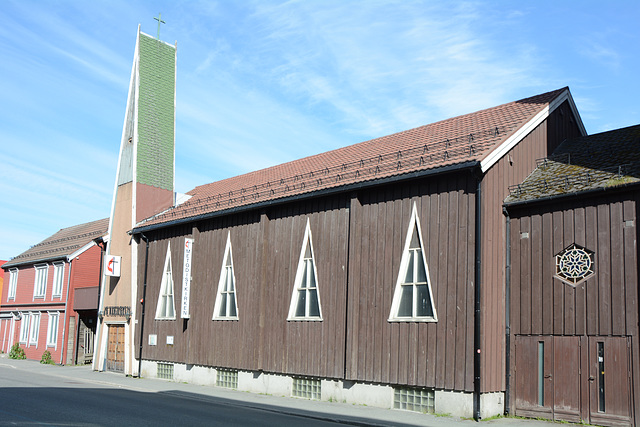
106,324 -> 125,373
514,335 -> 633,426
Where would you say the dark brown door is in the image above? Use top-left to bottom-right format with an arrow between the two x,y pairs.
551,336 -> 581,423
514,336 -> 581,422
106,324 -> 125,372
588,337 -> 632,426
514,335 -> 633,425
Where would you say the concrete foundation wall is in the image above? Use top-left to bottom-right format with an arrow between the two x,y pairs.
139,359 -> 503,419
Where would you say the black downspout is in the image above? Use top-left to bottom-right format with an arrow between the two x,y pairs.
137,233 -> 150,378
473,170 -> 482,421
503,206 -> 511,416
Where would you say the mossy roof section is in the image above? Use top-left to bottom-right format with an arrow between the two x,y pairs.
3,218 -> 109,268
505,124 -> 640,205
137,87 -> 567,229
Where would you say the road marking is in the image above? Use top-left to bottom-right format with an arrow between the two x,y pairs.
0,363 -> 17,369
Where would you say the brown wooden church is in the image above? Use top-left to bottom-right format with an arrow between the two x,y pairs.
118,84 -> 587,420
95,24 -> 639,426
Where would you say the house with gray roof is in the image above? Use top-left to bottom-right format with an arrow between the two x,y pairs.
1,218 -> 108,365
504,124 -> 640,425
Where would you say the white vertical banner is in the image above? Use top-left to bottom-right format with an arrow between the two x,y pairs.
181,237 -> 193,319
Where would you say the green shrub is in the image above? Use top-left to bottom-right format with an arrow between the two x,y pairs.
40,350 -> 55,364
9,343 -> 26,360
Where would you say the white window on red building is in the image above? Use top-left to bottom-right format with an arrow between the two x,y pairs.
33,264 -> 48,299
8,268 -> 18,300
46,312 -> 59,348
19,312 -> 30,343
29,312 -> 40,347
52,262 -> 65,298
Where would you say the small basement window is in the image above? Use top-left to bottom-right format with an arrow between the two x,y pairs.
394,386 -> 434,413
292,377 -> 321,400
217,369 -> 238,389
157,362 -> 174,380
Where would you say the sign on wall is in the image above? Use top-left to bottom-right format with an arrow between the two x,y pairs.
181,238 -> 193,319
105,255 -> 121,277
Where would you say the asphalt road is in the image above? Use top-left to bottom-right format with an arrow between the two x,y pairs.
0,355 -> 556,427
0,366 -> 350,426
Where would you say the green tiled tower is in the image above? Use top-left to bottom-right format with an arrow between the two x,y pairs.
95,26 -> 176,376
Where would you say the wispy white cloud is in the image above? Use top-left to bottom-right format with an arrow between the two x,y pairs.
1,0 -> 637,260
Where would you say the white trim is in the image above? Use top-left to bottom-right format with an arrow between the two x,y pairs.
388,203 -> 437,322
51,262 -> 65,298
19,312 -> 30,343
46,311 -> 60,349
212,232 -> 239,320
28,311 -> 40,347
7,268 -> 18,300
287,218 -> 323,321
480,88 -> 587,173
68,240 -> 98,261
33,264 -> 48,299
155,242 -> 176,320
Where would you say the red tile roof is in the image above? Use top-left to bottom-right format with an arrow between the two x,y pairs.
3,218 -> 109,268
137,88 -> 568,230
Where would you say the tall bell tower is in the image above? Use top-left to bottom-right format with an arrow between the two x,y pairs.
94,24 -> 176,375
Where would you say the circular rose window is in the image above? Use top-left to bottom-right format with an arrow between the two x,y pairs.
555,244 -> 594,285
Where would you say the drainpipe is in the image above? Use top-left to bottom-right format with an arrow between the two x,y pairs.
473,169 -> 483,421
137,233 -> 150,378
503,206 -> 511,416
82,238 -> 106,365
61,258 -> 73,365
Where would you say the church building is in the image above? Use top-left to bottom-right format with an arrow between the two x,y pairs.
95,26 -> 640,423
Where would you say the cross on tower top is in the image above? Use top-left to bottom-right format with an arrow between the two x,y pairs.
153,13 -> 165,40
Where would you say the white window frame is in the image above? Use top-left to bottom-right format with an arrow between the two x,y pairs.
7,268 -> 18,300
29,312 -> 40,347
155,242 -> 176,320
19,312 -> 30,343
33,264 -> 48,299
51,262 -> 65,298
287,219 -> 323,321
213,232 -> 239,320
388,203 -> 437,322
46,311 -> 59,348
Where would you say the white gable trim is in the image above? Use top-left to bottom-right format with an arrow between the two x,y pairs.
480,88 -> 586,173
68,239 -> 100,261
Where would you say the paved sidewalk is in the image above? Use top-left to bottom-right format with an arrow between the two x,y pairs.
0,354 -> 556,426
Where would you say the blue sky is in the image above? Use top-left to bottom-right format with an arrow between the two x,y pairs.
0,0 -> 638,260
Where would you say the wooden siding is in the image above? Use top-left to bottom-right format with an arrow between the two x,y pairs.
509,194 -> 638,337
345,173 -> 476,391
136,197 -> 350,379
508,191 -> 639,420
132,104 -> 581,393
480,101 -> 583,392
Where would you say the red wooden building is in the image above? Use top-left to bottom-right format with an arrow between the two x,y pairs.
504,124 -> 640,425
0,218 -> 108,364
112,87 -> 585,419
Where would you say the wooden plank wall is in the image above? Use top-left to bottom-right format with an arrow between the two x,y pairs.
480,101 -> 583,392
135,102 -> 583,393
346,173 -> 476,391
510,194 -> 638,337
509,192 -> 639,420
137,197 -> 350,379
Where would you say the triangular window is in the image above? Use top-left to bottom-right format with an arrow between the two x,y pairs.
389,203 -> 437,322
288,219 -> 322,321
213,232 -> 239,320
155,243 -> 176,320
